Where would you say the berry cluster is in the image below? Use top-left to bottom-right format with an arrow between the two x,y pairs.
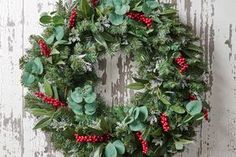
136,132 -> 148,155
74,134 -> 111,143
38,39 -> 51,58
175,55 -> 189,74
126,11 -> 153,28
202,108 -> 209,121
69,8 -> 77,29
91,0 -> 99,8
35,92 -> 65,108
160,113 -> 170,132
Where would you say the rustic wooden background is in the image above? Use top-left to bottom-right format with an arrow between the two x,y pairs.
0,0 -> 236,156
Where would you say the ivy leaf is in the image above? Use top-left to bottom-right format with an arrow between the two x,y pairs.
113,140 -> 125,155
54,26 -> 64,41
109,12 -> 124,25
22,71 -> 35,86
105,143 -> 117,157
39,13 -> 51,24
186,100 -> 202,116
126,82 -> 144,90
170,105 -> 185,114
44,81 -> 53,97
33,117 -> 52,129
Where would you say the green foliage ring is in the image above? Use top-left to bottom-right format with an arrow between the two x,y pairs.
20,0 -> 209,156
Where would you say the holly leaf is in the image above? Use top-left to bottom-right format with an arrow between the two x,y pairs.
113,140 -> 125,155
105,143 -> 117,157
186,100 -> 202,116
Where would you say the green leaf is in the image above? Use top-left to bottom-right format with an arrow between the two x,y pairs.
30,108 -> 54,116
109,12 -> 124,25
85,103 -> 96,115
113,140 -> 125,155
175,141 -> 183,150
126,82 -> 144,90
159,96 -> 171,106
33,117 -> 52,129
44,81 -> 53,97
22,71 -> 35,86
40,14 -> 52,24
89,145 -> 104,157
84,92 -> 97,103
54,26 -> 64,41
132,77 -> 149,84
80,0 -> 93,18
115,5 -> 130,15
32,57 -> 43,74
186,100 -> 202,116
52,85 -> 59,99
52,15 -> 64,25
138,106 -> 148,121
51,48 -> 60,55
105,143 -> 117,157
46,34 -> 55,44
146,1 -> 158,9
170,105 -> 185,114
159,9 -> 176,15
129,121 -> 145,131
93,33 -> 108,49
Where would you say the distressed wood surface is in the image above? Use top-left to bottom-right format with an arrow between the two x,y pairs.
0,0 -> 236,156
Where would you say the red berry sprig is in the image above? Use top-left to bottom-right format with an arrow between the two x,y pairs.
34,92 -> 65,108
126,11 -> 153,28
136,132 -> 148,155
175,55 -> 189,74
69,8 -> 77,29
74,133 -> 111,143
91,0 -> 99,8
160,113 -> 170,132
38,39 -> 51,58
202,108 -> 209,121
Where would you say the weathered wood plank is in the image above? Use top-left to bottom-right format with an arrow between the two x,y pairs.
0,0 -> 23,156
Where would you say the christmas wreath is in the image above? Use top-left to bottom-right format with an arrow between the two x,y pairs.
20,0 -> 210,156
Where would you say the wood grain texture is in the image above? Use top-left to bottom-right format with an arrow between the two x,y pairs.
0,0 -> 236,156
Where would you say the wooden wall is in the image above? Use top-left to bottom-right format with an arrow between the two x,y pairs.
0,0 -> 236,156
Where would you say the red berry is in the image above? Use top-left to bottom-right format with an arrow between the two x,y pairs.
126,11 -> 153,28
34,92 -> 65,108
135,132 -> 149,155
38,39 -> 51,57
69,8 -> 77,29
160,113 -> 170,132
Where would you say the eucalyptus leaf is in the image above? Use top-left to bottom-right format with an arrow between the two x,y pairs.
22,71 -> 35,86
54,26 -> 64,41
84,92 -> 97,103
186,100 -> 202,116
129,120 -> 145,131
105,143 -> 117,157
109,12 -> 124,25
113,140 -> 125,155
